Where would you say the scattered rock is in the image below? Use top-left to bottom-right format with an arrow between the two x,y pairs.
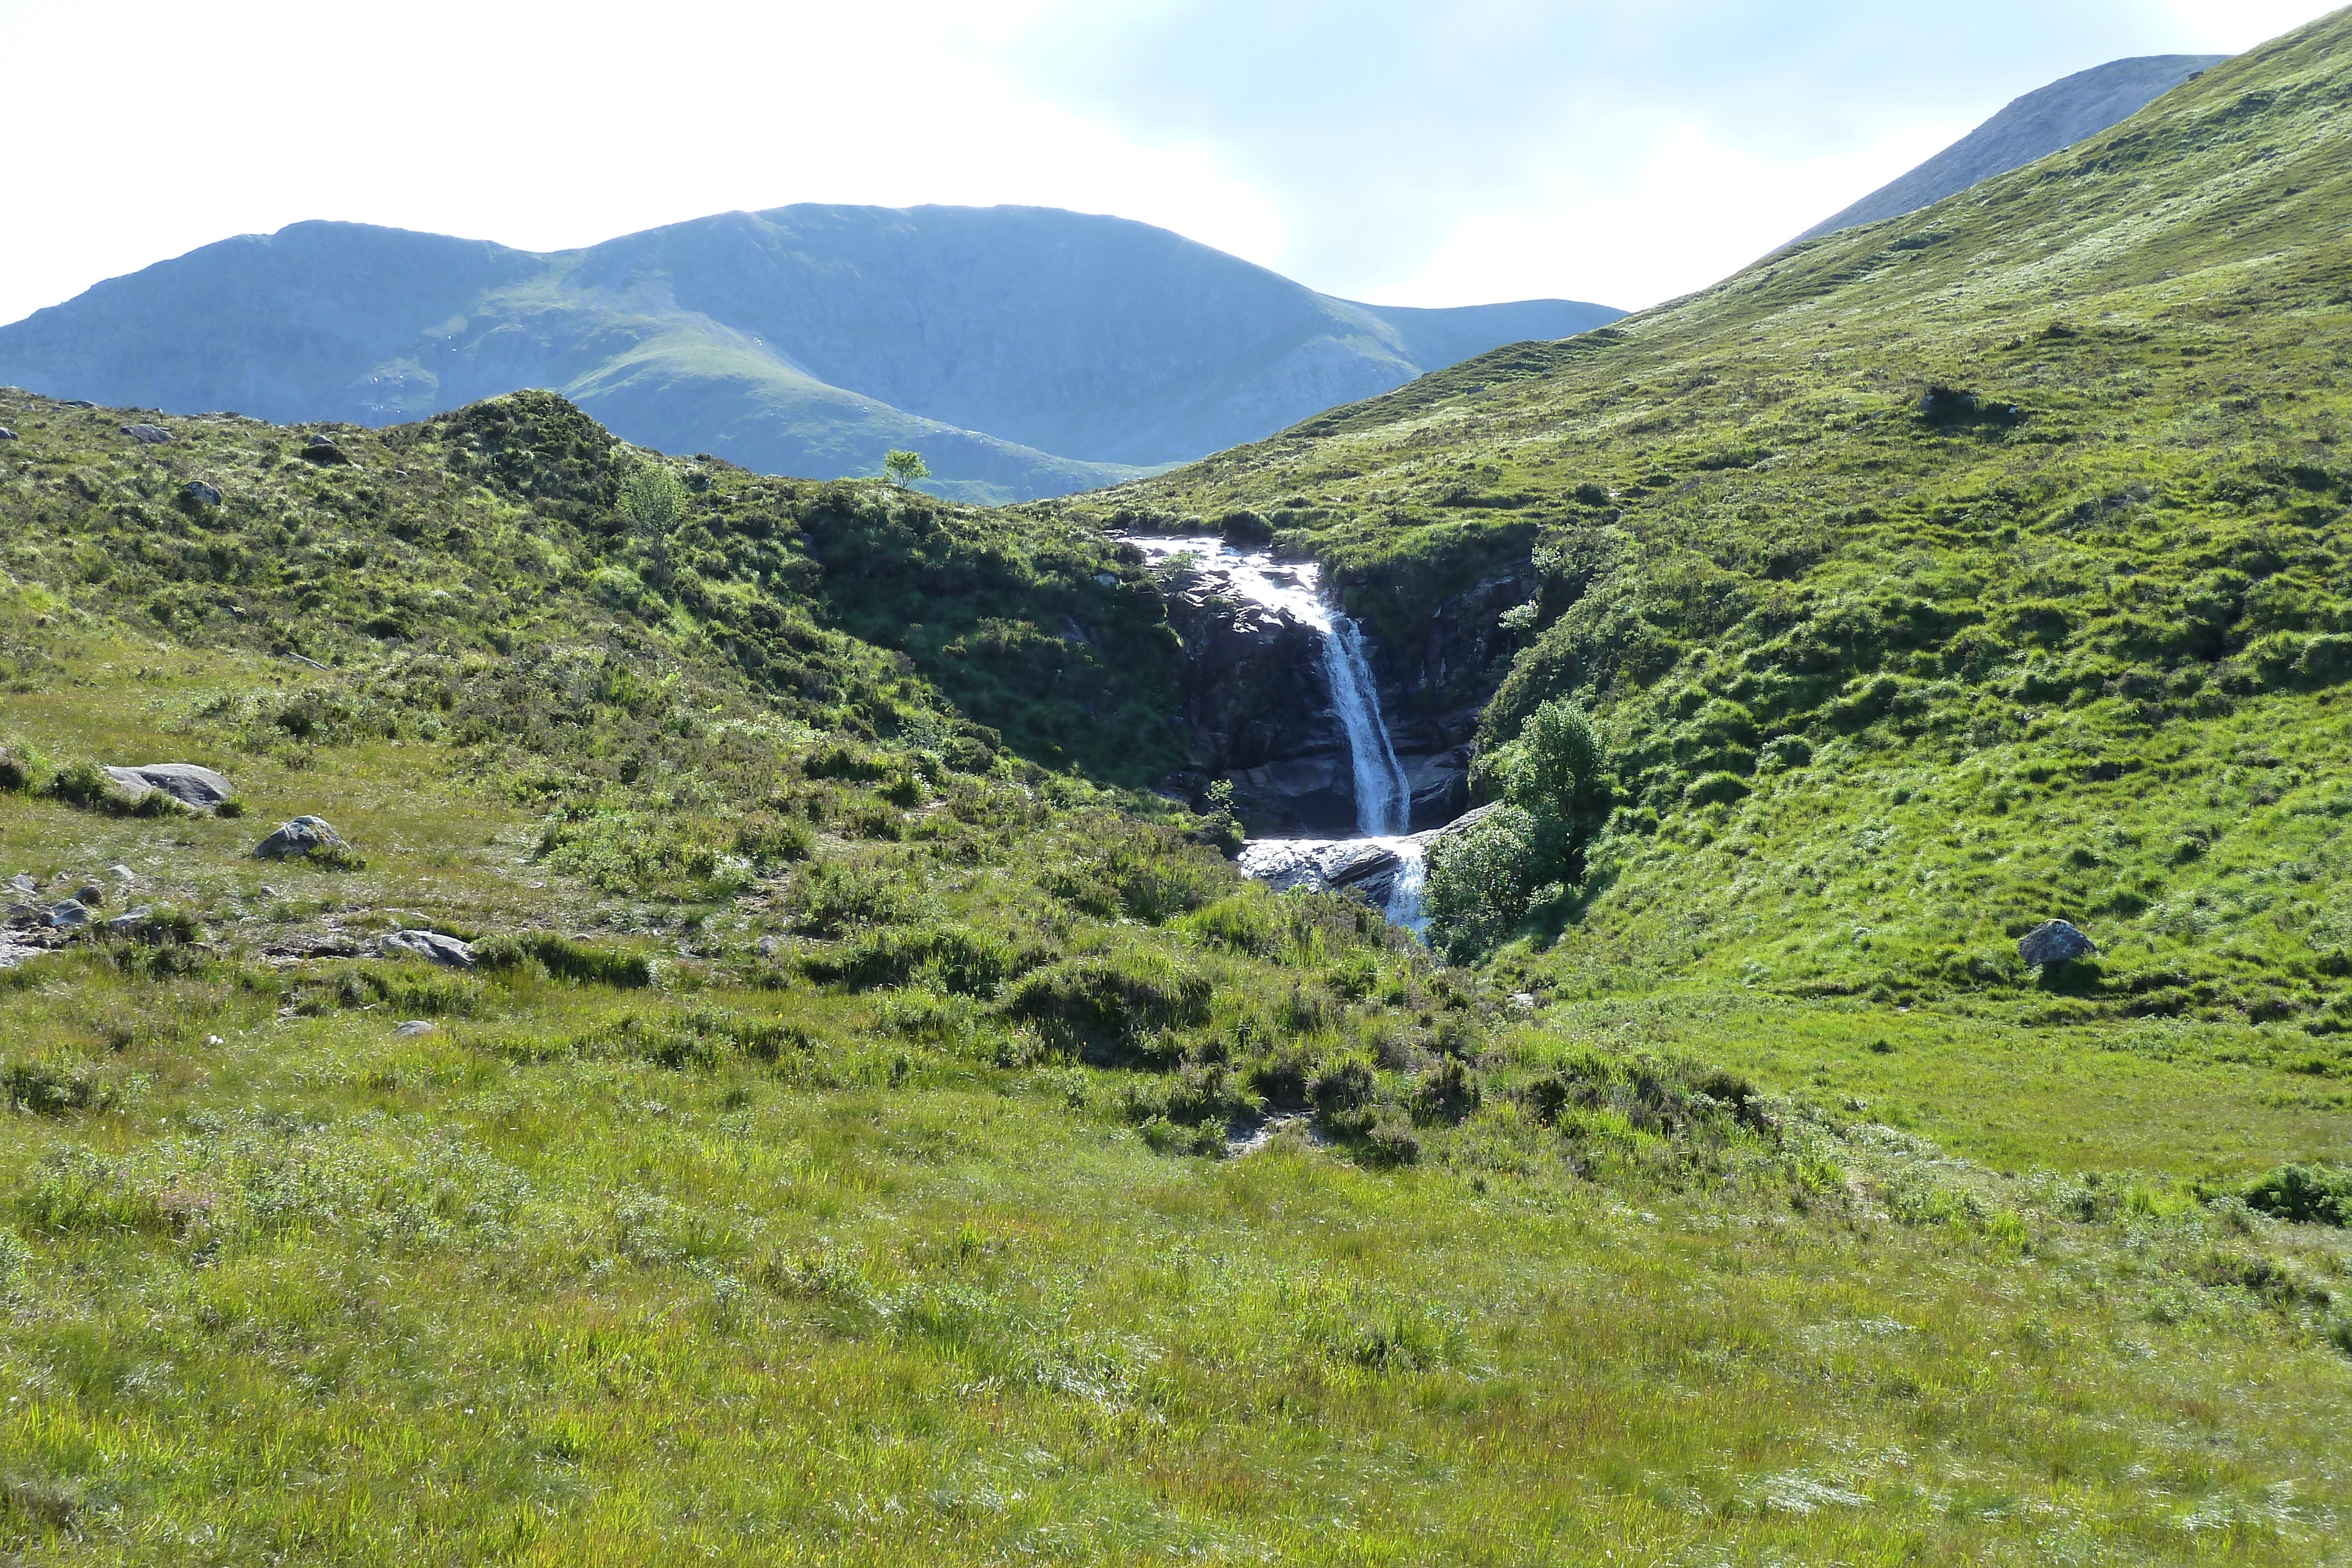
182,480 -> 223,507
2018,919 -> 2098,967
300,434 -> 348,464
1510,992 -> 1536,1008
121,422 -> 173,444
104,906 -> 153,935
394,1019 -> 436,1037
255,816 -> 343,859
0,938 -> 46,969
378,930 -> 474,968
9,872 -> 32,894
72,883 -> 105,908
103,763 -> 235,812
4,903 -> 38,927
46,900 -> 91,928
259,885 -> 281,898
60,399 -> 95,409
108,865 -> 135,884
0,427 -> 16,440
205,1035 -> 225,1047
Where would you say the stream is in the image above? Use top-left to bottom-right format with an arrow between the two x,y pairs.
1128,536 -> 1431,932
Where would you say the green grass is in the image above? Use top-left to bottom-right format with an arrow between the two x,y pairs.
6,14 -> 2352,1559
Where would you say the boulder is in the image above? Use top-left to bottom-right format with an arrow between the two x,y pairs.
60,399 -> 96,409
121,423 -> 173,444
108,864 -> 135,884
378,930 -> 474,968
46,900 -> 91,928
182,480 -> 223,507
104,906 -> 155,936
394,1019 -> 437,1037
8,872 -> 32,894
103,763 -> 235,811
0,427 -> 16,440
255,816 -> 343,859
300,434 -> 348,464
72,883 -> 104,908
2017,919 -> 2097,967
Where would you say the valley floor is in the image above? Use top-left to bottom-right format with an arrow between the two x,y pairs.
3,629 -> 2348,1566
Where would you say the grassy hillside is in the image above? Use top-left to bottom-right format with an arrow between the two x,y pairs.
1097,9 -> 2352,1034
2,16 -> 2352,1562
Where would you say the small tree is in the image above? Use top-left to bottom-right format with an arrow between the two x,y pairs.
1505,696 -> 1608,884
617,459 -> 689,583
883,449 -> 928,489
1422,804 -> 1539,961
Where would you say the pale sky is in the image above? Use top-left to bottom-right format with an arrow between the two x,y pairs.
0,0 -> 2337,325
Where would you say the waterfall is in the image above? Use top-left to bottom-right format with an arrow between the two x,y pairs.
1129,534 -> 1427,931
1322,615 -> 1413,837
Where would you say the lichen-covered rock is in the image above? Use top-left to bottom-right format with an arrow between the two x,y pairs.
103,763 -> 234,811
121,422 -> 173,444
2018,919 -> 2098,967
378,930 -> 474,968
46,900 -> 91,928
255,816 -> 343,859
182,480 -> 223,507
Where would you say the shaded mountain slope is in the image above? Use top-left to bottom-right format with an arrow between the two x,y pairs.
1796,53 -> 2229,242
1080,10 -> 2352,1029
0,205 -> 1620,502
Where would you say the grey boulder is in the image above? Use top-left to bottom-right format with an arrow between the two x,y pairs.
46,900 -> 91,928
105,905 -> 155,936
122,423 -> 173,444
378,930 -> 474,968
2018,919 -> 2098,967
72,882 -> 105,908
255,816 -> 343,859
300,434 -> 348,464
394,1019 -> 437,1037
182,480 -> 223,507
0,427 -> 16,440
103,763 -> 235,811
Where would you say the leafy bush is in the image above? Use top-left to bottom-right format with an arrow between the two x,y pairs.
1424,805 -> 1539,959
476,933 -> 654,988
1004,950 -> 1212,1060
2243,1164 -> 2352,1226
789,862 -> 917,937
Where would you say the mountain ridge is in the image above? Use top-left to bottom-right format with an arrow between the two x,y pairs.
1794,52 -> 2230,242
0,205 -> 1622,503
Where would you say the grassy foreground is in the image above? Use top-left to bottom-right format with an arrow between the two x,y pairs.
0,630 -> 2347,1563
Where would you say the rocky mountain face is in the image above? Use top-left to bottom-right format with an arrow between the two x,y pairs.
0,206 -> 1620,503
1795,54 -> 2227,242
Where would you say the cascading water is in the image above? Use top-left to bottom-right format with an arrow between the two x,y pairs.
1130,536 -> 1429,931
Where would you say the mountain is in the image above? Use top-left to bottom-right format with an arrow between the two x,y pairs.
1092,12 -> 2352,1027
1794,54 -> 2229,242
0,205 -> 1622,503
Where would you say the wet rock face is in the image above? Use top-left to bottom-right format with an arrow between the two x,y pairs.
1162,574 -> 1358,835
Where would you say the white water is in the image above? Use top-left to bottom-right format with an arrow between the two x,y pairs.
1131,536 -> 1426,930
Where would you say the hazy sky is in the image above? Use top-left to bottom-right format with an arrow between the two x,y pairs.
0,1 -> 2336,325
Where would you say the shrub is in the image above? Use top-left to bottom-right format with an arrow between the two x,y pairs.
45,761 -> 178,818
1685,771 -> 1752,806
789,861 -> 916,937
1365,1116 -> 1421,1166
1412,1057 -> 1481,1124
476,933 -> 654,988
2243,1164 -> 2352,1226
1004,950 -> 1211,1060
1,1058 -> 118,1115
1424,804 -> 1539,959
0,750 -> 25,791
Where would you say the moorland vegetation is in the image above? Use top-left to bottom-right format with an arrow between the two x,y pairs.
0,11 -> 2349,1563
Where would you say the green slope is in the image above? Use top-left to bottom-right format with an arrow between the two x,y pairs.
1093,9 -> 2352,1029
